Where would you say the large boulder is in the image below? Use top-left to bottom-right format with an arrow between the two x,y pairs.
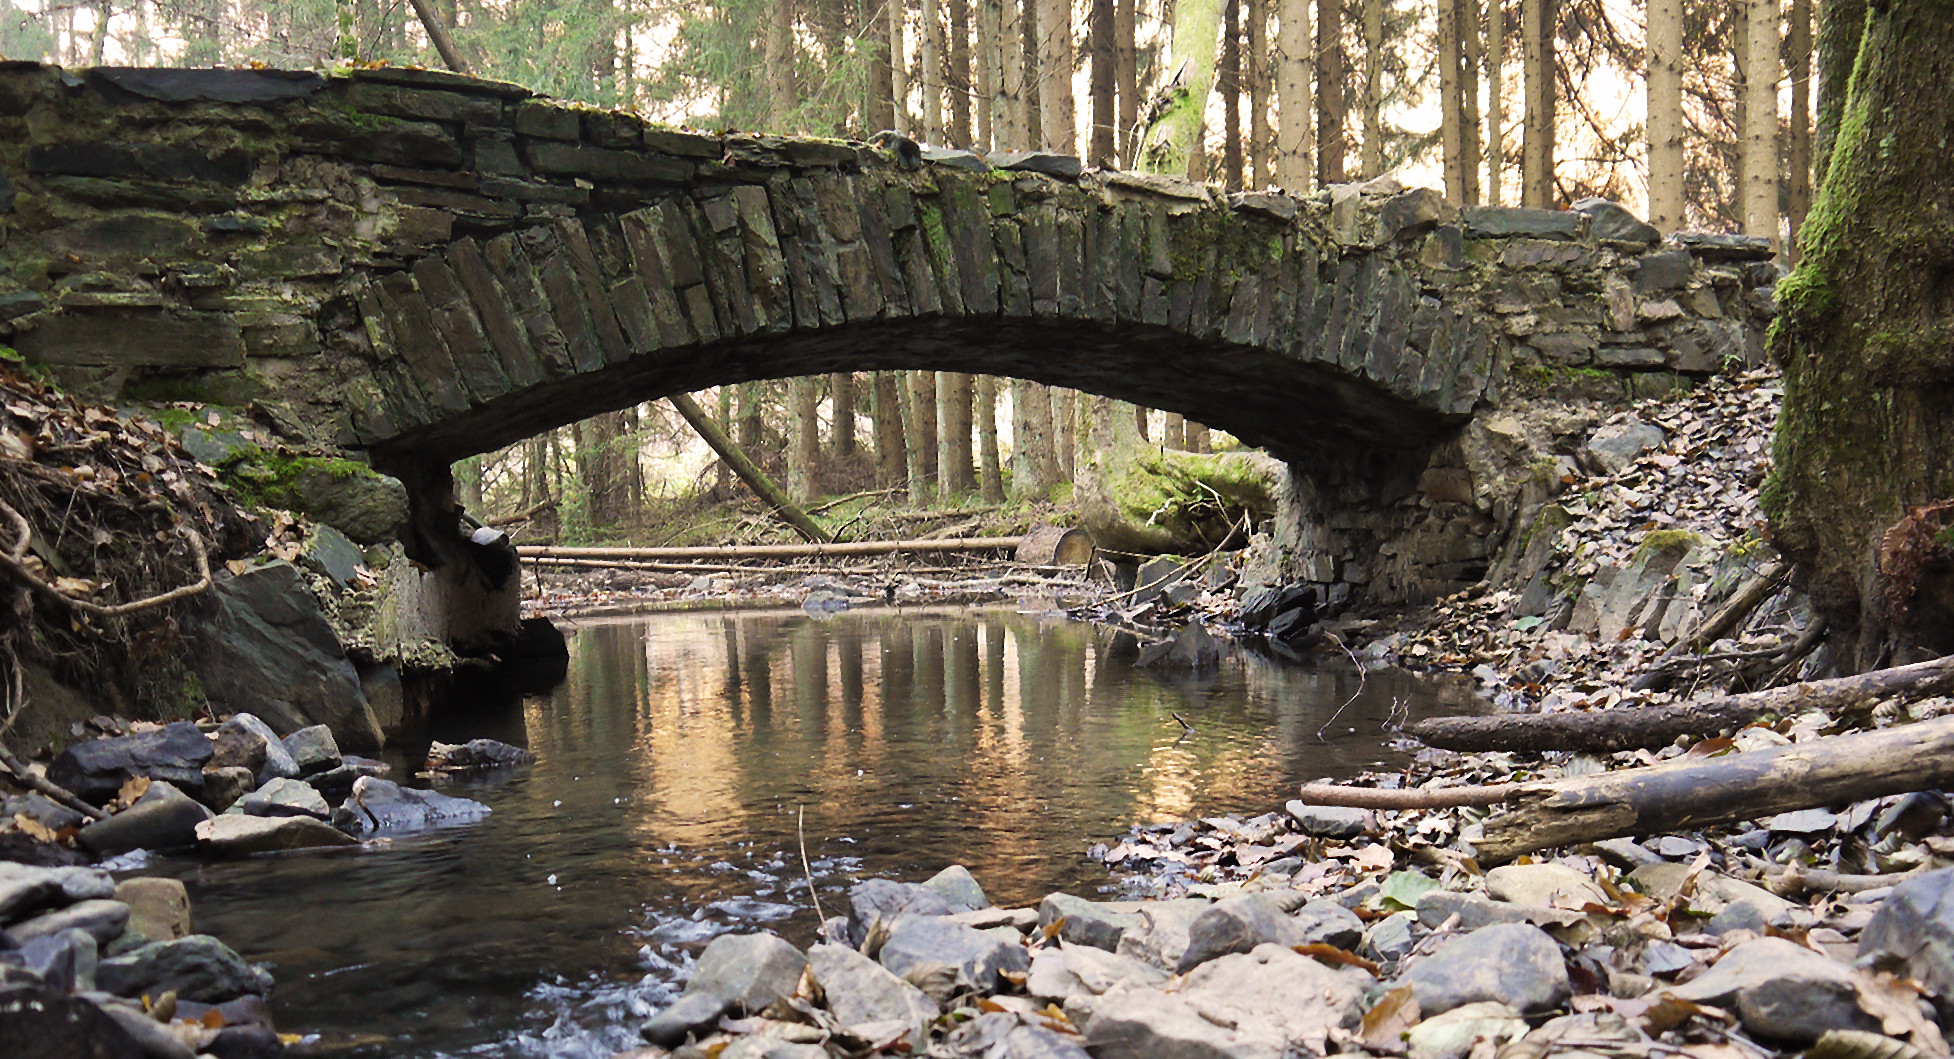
805,943 -> 938,1028
1860,866 -> 1954,1019
195,815 -> 360,855
286,463 -> 408,545
332,777 -> 489,834
1669,937 -> 1875,1042
1087,944 -> 1369,1058
192,561 -> 381,751
3,899 -> 128,946
46,722 -> 211,804
77,782 -> 213,857
1398,924 -> 1568,1016
95,935 -> 273,1002
685,933 -> 807,1015
211,714 -> 299,786
115,878 -> 191,942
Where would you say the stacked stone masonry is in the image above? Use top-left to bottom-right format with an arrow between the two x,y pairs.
0,63 -> 1776,605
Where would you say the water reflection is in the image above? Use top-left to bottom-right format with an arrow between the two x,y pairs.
152,606 -> 1474,1058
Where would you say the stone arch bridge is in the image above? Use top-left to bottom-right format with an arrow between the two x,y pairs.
0,63 -> 1776,644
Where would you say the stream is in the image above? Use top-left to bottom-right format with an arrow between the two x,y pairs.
138,605 -> 1475,1058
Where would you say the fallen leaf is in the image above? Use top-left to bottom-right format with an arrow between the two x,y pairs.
1292,943 -> 1380,974
1851,970 -> 1948,1053
1360,986 -> 1419,1054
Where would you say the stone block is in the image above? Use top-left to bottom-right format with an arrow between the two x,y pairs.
1460,206 -> 1582,240
15,309 -> 243,369
523,142 -> 693,183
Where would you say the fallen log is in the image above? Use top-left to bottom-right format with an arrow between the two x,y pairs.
668,393 -> 831,545
1407,654 -> 1954,753
1631,560 -> 1793,692
1472,713 -> 1954,863
520,537 -> 1023,562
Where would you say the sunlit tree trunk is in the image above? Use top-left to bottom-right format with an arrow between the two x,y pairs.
788,377 -> 822,499
978,0 -> 1000,148
937,372 -> 975,496
1053,388 -> 1078,481
1743,0 -> 1782,250
1115,0 -> 1137,164
923,0 -> 945,141
948,0 -> 973,146
890,0 -> 910,134
1459,0 -> 1483,203
830,372 -> 856,458
999,0 -> 1028,147
1276,0 -> 1312,190
912,371 -> 939,487
1440,0 -> 1465,202
1162,412 -> 1186,448
976,376 -> 1005,501
1036,0 -> 1076,153
901,373 -> 930,503
1248,0 -> 1272,188
1141,0 -> 1222,175
1012,380 -> 1061,496
1221,0 -> 1244,189
1788,0 -> 1813,256
871,0 -> 898,130
1486,0 -> 1503,204
770,0 -> 797,132
1185,420 -> 1210,453
1521,0 -> 1554,207
1647,0 -> 1684,231
1090,0 -> 1117,166
1022,0 -> 1042,145
1317,0 -> 1345,183
872,372 -> 907,486
1361,0 -> 1383,177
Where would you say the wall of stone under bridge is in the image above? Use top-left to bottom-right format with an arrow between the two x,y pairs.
0,62 -> 1779,610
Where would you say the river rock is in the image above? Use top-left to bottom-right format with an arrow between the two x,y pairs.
205,1024 -> 284,1059
1398,923 -> 1569,1016
846,878 -> 959,946
1405,1001 -> 1529,1059
115,878 -> 191,942
96,999 -> 199,1059
207,724 -> 265,774
718,1040 -> 828,1059
1177,892 -> 1351,972
877,916 -> 1029,1001
1583,419 -> 1665,475
1134,623 -> 1223,672
1572,198 -> 1660,245
948,1012 -> 1094,1059
1285,801 -> 1371,838
305,754 -> 391,799
1668,936 -> 1874,1041
424,738 -> 534,772
1026,941 -> 1166,1005
0,863 -> 114,923
640,991 -> 729,1048
47,721 -> 212,804
1626,863 -> 1795,919
1364,911 -> 1420,965
96,934 -> 273,1002
1112,897 -> 1211,970
686,932 -> 807,1015
333,776 -> 490,833
214,714 -> 300,785
14,928 -> 100,991
0,983 -> 144,1059
1038,893 -> 1144,952
4,793 -> 84,833
200,767 -> 255,812
3,898 -> 128,946
1415,891 -> 1585,933
234,776 -> 330,819
1090,944 -> 1369,1058
1484,863 -> 1610,908
281,725 -> 341,776
193,561 -> 381,751
195,814 -> 360,855
1859,866 -> 1954,1019
922,864 -> 988,910
806,942 -> 938,1028
77,781 -> 213,857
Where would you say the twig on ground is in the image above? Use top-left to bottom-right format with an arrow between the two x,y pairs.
797,805 -> 830,938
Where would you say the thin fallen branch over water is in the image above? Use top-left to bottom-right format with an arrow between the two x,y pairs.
668,393 -> 831,545
520,537 -> 1024,562
1407,655 -> 1954,753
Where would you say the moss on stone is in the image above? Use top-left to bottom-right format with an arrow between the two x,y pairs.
225,448 -> 384,513
1634,528 -> 1704,559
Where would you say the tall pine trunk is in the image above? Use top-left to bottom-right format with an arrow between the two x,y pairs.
1361,0 -> 1383,177
1459,0 -> 1483,203
1248,0 -> 1272,188
1764,0 -> 1954,669
923,0 -> 945,141
830,372 -> 857,458
1440,0 -> 1464,202
937,372 -> 975,495
1520,0 -> 1554,207
770,0 -> 797,131
978,0 -> 1000,148
1037,0 -> 1076,153
976,376 -> 1005,501
873,372 -> 907,486
999,0 -> 1029,148
1647,0 -> 1684,231
1317,0 -> 1345,183
1742,0 -> 1781,249
1276,0 -> 1312,190
1116,0 -> 1138,164
1788,0 -> 1813,255
788,377 -> 822,499
1090,0 -> 1117,166
1222,0 -> 1244,189
1486,0 -> 1504,204
890,0 -> 911,134
1012,379 -> 1061,497
948,0 -> 973,145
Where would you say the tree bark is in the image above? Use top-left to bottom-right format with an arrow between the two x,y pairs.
1012,379 -> 1062,497
1521,0 -> 1554,207
1116,0 -> 1138,165
1248,0 -> 1272,189
1000,0 -> 1028,147
1458,0 -> 1483,203
976,375 -> 1006,501
1647,0 -> 1684,231
923,0 -> 945,142
948,0 -> 974,146
1486,0 -> 1503,204
1276,0 -> 1312,190
1764,0 -> 1954,668
978,0 -> 1000,148
873,371 -> 907,486
1743,0 -> 1781,249
1036,0 -> 1076,153
409,0 -> 470,72
937,371 -> 975,496
1361,0 -> 1383,178
788,375 -> 822,499
1221,0 -> 1244,189
901,371 -> 933,503
1812,0 -> 1866,192
1788,0 -> 1813,257
1052,387 -> 1077,481
1440,0 -> 1465,202
1090,0 -> 1117,166
1316,0 -> 1345,183
890,0 -> 911,135
670,394 -> 832,543
769,0 -> 796,129
830,372 -> 857,458
1142,0 -> 1224,175
1410,656 -> 1954,754
1023,0 -> 1043,145
870,0 -> 899,131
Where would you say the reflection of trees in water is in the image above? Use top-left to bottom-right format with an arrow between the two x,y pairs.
534,609 -> 1465,906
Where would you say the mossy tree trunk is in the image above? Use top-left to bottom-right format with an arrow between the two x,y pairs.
1766,0 -> 1954,669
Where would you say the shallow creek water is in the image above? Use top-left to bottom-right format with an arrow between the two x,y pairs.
142,605 -> 1474,1058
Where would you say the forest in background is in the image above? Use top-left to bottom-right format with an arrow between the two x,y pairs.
0,0 -> 1818,545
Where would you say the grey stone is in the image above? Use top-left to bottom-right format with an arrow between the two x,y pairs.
987,150 -> 1083,178
686,932 -> 807,1014
921,147 -> 990,171
717,1039 -> 828,1059
1584,418 -> 1665,474
96,934 -> 274,1002
300,524 -> 367,588
206,725 -> 266,775
1572,198 -> 1660,244
805,942 -> 938,1026
1284,800 -> 1371,838
1460,206 -> 1582,240
1669,937 -> 1874,1042
305,754 -> 391,800
424,738 -> 534,772
1134,623 -> 1224,672
333,776 -> 489,833
1672,232 -> 1775,262
201,766 -> 255,812
1113,897 -> 1213,970
1398,923 -> 1569,1016
1767,807 -> 1838,834
949,1012 -> 1095,1059
1089,945 -> 1369,1058
47,721 -> 212,805
96,1000 -> 197,1059
846,878 -> 958,946
1363,911 -> 1418,964
1039,892 -> 1145,952
1633,251 -> 1694,293
0,984 -> 143,1059
3,794 -> 82,833
77,781 -> 213,857
1706,899 -> 1773,936
1177,893 -> 1312,972
195,563 -> 380,752
0,863 -> 115,923
1026,941 -> 1167,1003
3,899 -> 129,946
215,713 -> 300,785
1485,864 -> 1609,908
195,814 -> 359,855
1405,1002 -> 1528,1059
1859,866 -> 1954,1019
1416,891 -> 1585,932
288,465 -> 407,544
922,864 -> 988,910
234,776 -> 330,819
281,725 -> 341,776
16,928 -> 99,992
639,991 -> 728,1047
878,916 -> 1029,998
114,878 -> 191,943
1292,899 -> 1364,949
93,67 -> 324,104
